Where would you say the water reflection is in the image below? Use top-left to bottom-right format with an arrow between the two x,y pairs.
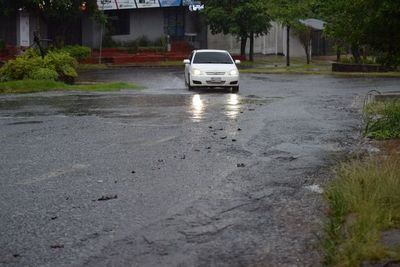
191,94 -> 204,122
225,94 -> 240,119
189,93 -> 241,122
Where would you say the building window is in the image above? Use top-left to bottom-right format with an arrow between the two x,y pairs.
106,10 -> 130,36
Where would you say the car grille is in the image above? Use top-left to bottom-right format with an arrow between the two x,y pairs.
206,80 -> 226,85
206,72 -> 225,75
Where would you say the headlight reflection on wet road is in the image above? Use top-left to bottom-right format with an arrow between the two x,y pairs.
225,93 -> 240,119
189,93 -> 241,122
190,94 -> 204,122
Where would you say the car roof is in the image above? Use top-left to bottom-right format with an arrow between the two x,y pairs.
194,49 -> 230,53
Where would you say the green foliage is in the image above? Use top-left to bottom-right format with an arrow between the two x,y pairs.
27,67 -> 59,81
341,56 -> 377,65
324,155 -> 400,266
0,48 -> 78,82
202,0 -> 272,58
103,34 -> 120,48
44,50 -> 78,79
137,35 -> 150,47
0,49 -> 43,81
203,0 -> 271,37
0,80 -> 143,94
0,39 -> 5,50
365,101 -> 400,139
318,0 -> 400,67
60,45 -> 91,62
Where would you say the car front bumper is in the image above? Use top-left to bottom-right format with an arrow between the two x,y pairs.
190,75 -> 239,87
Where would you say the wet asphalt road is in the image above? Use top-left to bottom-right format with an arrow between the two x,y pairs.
1,68 -> 399,267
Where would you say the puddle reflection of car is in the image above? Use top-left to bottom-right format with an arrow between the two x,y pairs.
183,49 -> 240,93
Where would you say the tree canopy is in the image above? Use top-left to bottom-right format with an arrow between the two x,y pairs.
1,0 -> 100,27
319,0 -> 400,66
202,0 -> 271,61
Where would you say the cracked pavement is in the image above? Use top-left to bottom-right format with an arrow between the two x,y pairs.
1,69 -> 399,266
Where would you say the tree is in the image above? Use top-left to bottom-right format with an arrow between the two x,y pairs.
202,0 -> 271,61
318,0 -> 400,66
268,0 -> 315,66
2,0 -> 101,46
292,23 -> 312,64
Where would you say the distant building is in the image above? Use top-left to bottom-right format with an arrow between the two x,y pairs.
0,1 -> 333,59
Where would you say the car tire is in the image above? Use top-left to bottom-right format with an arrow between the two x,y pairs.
232,86 -> 239,93
187,75 -> 193,90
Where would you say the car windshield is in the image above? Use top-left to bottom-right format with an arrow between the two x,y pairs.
193,52 -> 233,64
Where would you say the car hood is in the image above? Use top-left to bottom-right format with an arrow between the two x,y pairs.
191,64 -> 237,72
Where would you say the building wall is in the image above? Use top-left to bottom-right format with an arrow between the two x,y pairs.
0,13 -> 17,46
112,8 -> 164,43
82,16 -> 102,48
207,22 -> 306,58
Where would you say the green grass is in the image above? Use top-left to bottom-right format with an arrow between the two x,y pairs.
324,155 -> 400,266
365,101 -> 400,139
241,63 -> 332,75
77,64 -> 108,70
0,80 -> 143,94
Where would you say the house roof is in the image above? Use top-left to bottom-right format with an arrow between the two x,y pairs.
299,19 -> 325,30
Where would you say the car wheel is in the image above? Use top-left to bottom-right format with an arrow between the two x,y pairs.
187,74 -> 193,90
232,86 -> 239,93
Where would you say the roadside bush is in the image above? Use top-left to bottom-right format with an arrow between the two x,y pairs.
324,155 -> 400,266
0,39 -> 5,51
340,56 -> 376,65
103,34 -> 119,48
0,49 -> 42,81
27,67 -> 59,81
137,35 -> 150,47
0,48 -> 78,82
60,45 -> 91,62
376,53 -> 400,68
365,101 -> 400,139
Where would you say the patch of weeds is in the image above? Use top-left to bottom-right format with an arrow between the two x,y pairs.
364,101 -> 400,139
323,155 -> 400,266
0,80 -> 143,94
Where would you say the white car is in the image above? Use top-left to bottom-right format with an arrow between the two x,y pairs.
183,49 -> 240,93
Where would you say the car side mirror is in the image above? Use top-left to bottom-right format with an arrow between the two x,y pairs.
183,59 -> 190,64
235,60 -> 241,64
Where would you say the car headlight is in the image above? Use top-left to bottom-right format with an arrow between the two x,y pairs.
229,69 -> 238,76
192,69 -> 202,76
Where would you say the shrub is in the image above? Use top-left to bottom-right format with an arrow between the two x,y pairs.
103,34 -> 119,48
0,39 -> 5,51
44,50 -> 78,82
61,45 -> 91,62
0,49 -> 43,81
27,67 -> 59,80
137,35 -> 150,47
0,48 -> 78,82
340,56 -> 376,65
365,101 -> 400,139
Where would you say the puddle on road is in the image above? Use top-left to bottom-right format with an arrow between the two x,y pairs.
0,93 -> 278,123
187,93 -> 277,122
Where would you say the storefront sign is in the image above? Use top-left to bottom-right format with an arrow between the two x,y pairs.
135,0 -> 160,8
182,0 -> 203,11
159,0 -> 182,7
97,0 -> 137,10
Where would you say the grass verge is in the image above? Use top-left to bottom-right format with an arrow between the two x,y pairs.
0,80 -> 143,94
364,101 -> 400,139
241,64 -> 400,77
324,154 -> 400,266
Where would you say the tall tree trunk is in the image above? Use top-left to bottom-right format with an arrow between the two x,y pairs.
286,25 -> 290,67
351,44 -> 361,63
336,46 -> 341,62
305,46 -> 310,64
249,32 -> 254,62
240,36 -> 247,60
